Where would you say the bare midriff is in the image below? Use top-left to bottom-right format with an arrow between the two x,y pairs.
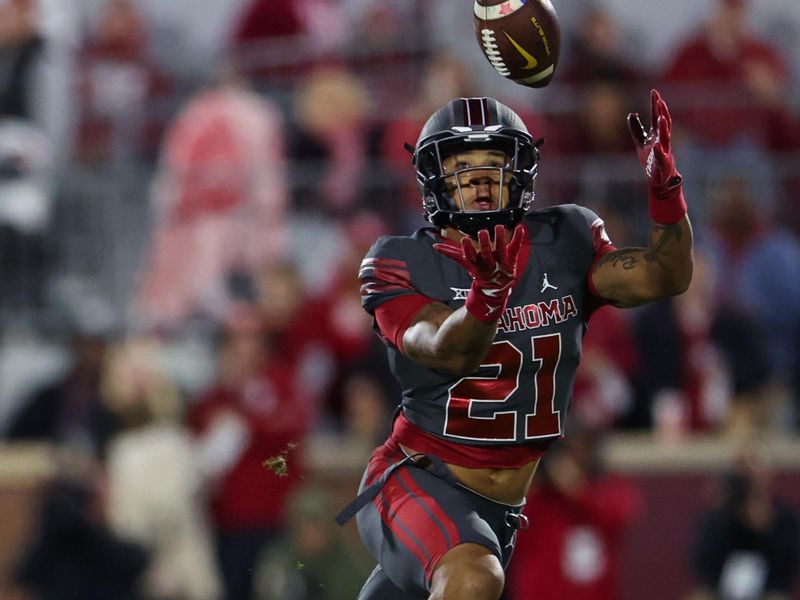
401,444 -> 541,505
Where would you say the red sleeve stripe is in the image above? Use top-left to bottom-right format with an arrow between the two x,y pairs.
358,265 -> 410,278
587,244 -> 617,299
590,217 -> 613,253
359,258 -> 410,279
374,294 -> 435,352
360,268 -> 413,286
361,257 -> 407,268
360,282 -> 414,297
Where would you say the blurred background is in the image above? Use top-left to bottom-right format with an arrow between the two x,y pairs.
0,0 -> 799,599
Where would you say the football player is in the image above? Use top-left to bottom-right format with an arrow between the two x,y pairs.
337,90 -> 693,600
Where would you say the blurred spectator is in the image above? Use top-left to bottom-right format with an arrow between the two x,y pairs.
230,0 -> 349,55
546,80 -> 648,220
6,331 -> 121,458
340,0 -> 416,53
252,218 -> 396,430
229,0 -> 345,81
0,114 -> 54,314
251,259 -> 337,424
536,9 -> 646,220
631,252 -> 773,435
688,441 -> 799,600
138,68 -> 288,329
662,0 -> 800,151
102,336 -> 222,600
13,472 -> 149,600
232,0 -> 305,47
76,0 -> 168,164
337,0 -> 422,109
702,176 -> 800,426
289,65 -> 377,215
571,306 -> 638,431
379,53 -> 478,230
252,484 -> 374,600
508,424 -> 643,600
560,4 -> 642,85
568,82 -> 638,155
306,212 -> 397,422
340,370 -> 391,450
0,0 -> 41,119
188,306 -> 310,600
1,0 -> 82,162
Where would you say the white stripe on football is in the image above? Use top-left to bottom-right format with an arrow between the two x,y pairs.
473,0 -> 527,21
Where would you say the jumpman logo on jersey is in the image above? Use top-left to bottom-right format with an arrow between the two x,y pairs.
540,273 -> 558,293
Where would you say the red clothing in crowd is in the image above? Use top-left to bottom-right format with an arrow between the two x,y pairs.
571,306 -> 639,428
509,477 -> 642,600
662,33 -> 794,149
77,0 -> 170,161
139,84 -> 288,326
233,0 -> 304,42
187,358 -> 308,531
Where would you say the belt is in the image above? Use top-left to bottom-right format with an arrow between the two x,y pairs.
335,451 -> 459,525
334,450 -> 529,532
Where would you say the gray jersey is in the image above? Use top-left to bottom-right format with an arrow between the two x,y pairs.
359,204 -> 613,445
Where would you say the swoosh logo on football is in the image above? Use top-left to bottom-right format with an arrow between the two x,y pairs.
503,31 -> 538,70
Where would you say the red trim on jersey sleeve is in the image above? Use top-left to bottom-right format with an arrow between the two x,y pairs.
359,257 -> 415,299
374,294 -> 436,353
587,243 -> 618,299
391,412 -> 554,469
586,216 -> 617,301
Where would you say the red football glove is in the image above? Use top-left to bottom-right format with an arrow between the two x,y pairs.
433,224 -> 524,323
627,89 -> 687,224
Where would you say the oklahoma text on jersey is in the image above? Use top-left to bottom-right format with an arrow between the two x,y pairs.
497,295 -> 578,334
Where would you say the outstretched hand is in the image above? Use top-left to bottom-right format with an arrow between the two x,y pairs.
627,89 -> 682,193
434,224 -> 524,291
433,224 -> 524,322
627,89 -> 687,225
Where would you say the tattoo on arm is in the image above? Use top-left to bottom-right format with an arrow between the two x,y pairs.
592,223 -> 683,274
592,249 -> 640,273
644,223 -> 683,262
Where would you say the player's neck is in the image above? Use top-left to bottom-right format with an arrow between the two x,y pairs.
441,227 -> 464,244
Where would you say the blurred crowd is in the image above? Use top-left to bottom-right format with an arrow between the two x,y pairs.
1,0 -> 800,599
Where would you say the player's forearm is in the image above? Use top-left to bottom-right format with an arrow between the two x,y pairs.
622,88 -> 692,302
591,215 -> 693,307
643,214 -> 693,298
404,304 -> 498,376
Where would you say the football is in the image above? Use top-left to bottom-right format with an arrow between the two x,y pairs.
473,0 -> 561,88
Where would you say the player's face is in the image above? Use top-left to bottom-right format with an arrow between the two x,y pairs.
441,149 -> 513,213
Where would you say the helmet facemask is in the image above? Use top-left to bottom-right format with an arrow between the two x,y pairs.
415,131 -> 539,239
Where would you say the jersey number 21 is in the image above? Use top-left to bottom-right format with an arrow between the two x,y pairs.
444,334 -> 562,441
